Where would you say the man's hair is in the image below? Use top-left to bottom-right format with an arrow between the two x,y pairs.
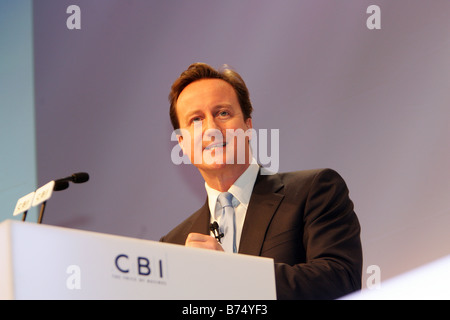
169,62 -> 253,130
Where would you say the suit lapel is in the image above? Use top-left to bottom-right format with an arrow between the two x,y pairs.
238,172 -> 284,255
189,201 -> 211,235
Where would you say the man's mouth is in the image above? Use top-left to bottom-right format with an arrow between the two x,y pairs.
204,141 -> 228,150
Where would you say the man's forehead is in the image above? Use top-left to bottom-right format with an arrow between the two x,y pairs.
177,79 -> 238,113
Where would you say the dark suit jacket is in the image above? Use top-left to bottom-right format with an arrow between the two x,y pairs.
160,168 -> 362,299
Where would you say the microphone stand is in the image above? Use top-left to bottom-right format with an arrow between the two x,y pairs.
21,173 -> 88,224
38,201 -> 47,224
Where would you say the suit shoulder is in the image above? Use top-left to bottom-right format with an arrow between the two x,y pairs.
277,168 -> 345,185
273,169 -> 351,200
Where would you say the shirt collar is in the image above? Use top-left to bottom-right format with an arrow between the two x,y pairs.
205,160 -> 260,218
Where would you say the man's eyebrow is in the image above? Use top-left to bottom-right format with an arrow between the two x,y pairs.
184,109 -> 203,119
184,104 -> 233,118
211,104 -> 233,112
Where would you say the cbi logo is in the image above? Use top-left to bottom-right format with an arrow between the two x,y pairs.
113,253 -> 167,284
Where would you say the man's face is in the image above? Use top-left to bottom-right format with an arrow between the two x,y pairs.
175,78 -> 252,172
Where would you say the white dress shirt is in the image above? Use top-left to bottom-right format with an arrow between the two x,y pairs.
205,161 -> 260,252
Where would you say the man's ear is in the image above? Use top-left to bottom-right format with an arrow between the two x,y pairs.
245,118 -> 253,140
245,117 -> 253,130
177,134 -> 185,154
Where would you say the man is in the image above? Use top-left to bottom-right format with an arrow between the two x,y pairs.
160,62 -> 362,299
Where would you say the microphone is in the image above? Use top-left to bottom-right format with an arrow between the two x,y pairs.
53,179 -> 69,191
55,172 -> 89,184
210,221 -> 224,244
37,172 -> 89,224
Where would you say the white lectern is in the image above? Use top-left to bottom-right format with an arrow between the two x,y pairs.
0,220 -> 276,300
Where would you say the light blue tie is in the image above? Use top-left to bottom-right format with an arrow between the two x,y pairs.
217,192 -> 237,253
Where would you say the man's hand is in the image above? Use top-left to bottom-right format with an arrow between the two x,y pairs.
185,233 -> 224,251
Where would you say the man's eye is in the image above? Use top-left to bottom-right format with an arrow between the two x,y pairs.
218,111 -> 229,117
191,117 -> 202,123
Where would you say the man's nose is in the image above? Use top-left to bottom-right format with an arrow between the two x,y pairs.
202,116 -> 222,141
203,115 -> 220,132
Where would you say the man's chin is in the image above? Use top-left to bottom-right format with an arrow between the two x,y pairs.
189,149 -> 252,171
194,161 -> 228,172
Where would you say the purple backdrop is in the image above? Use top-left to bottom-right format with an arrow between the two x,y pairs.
34,0 -> 450,288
